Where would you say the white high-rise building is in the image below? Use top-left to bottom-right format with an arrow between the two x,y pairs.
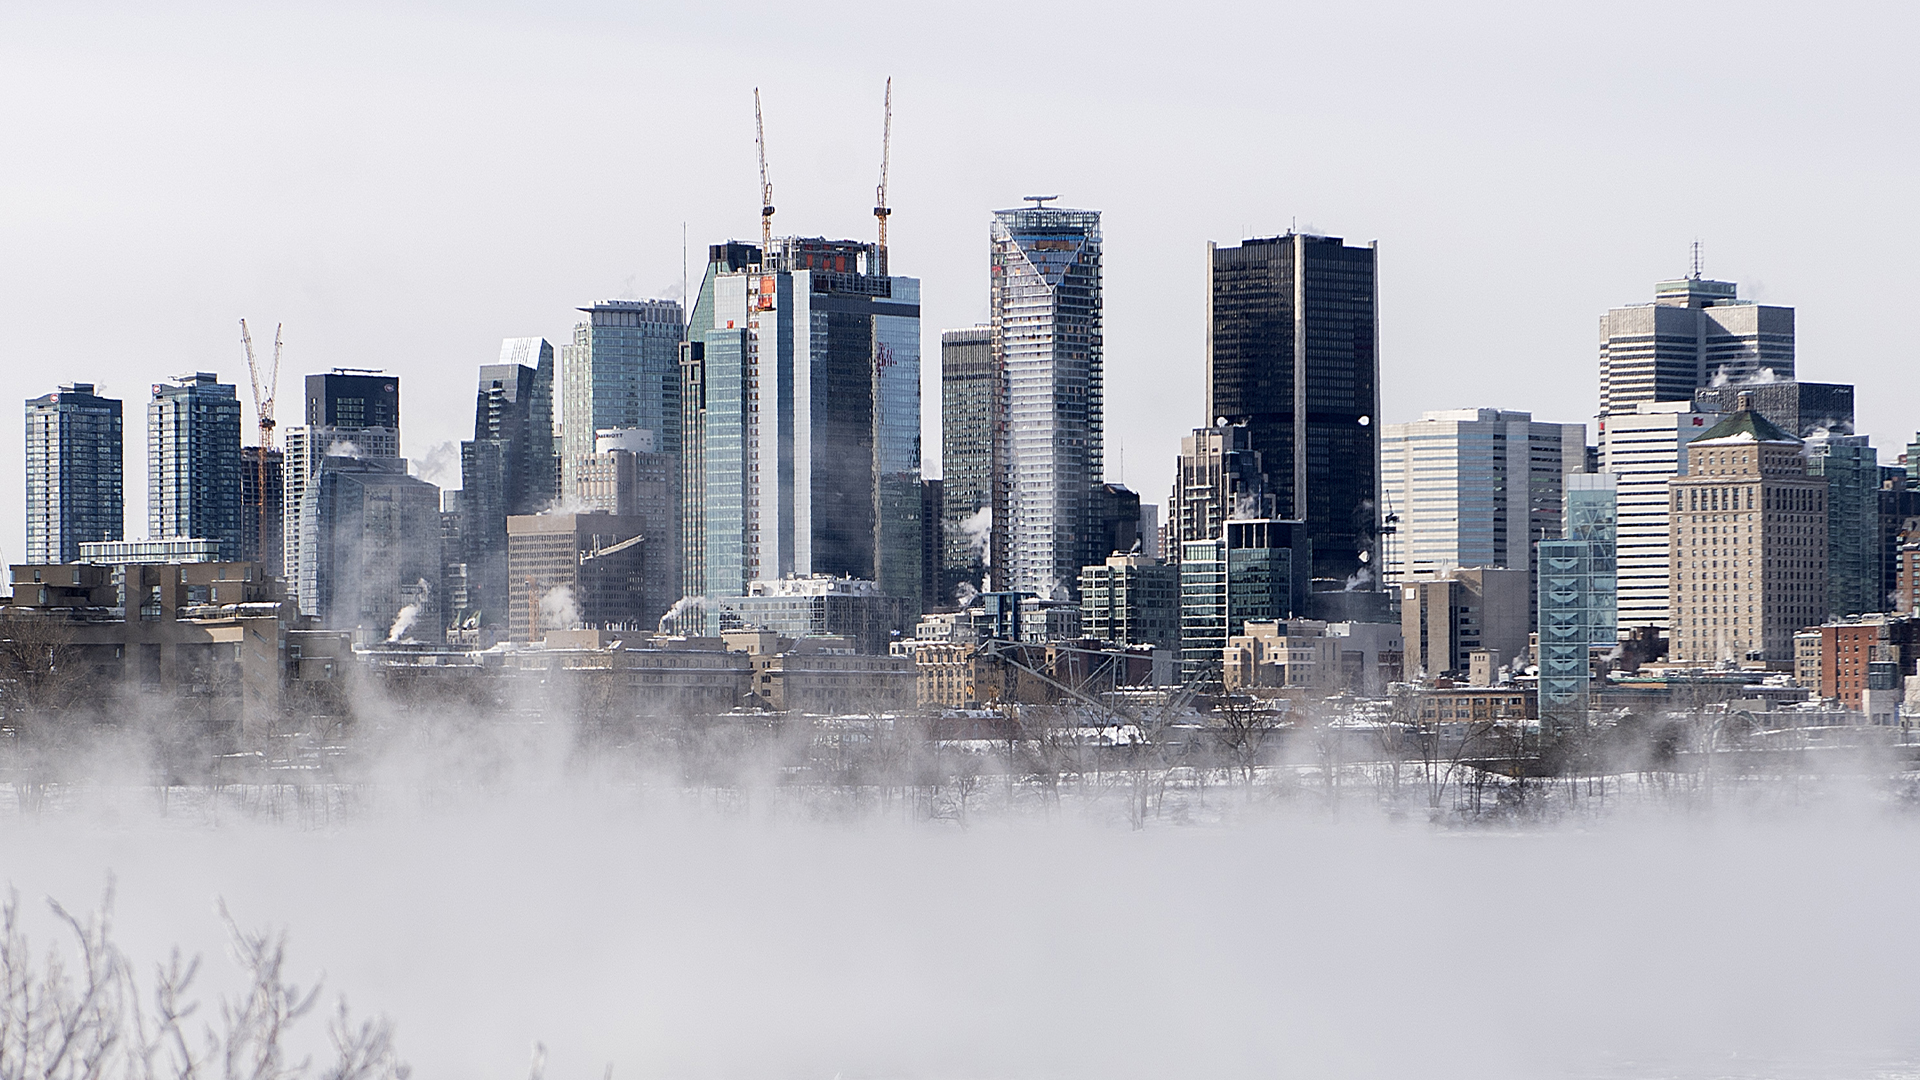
1380,410 -> 1585,612
1598,400 -> 1722,634
991,202 -> 1102,599
1598,274 -> 1794,420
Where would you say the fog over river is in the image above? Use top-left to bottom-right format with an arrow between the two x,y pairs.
6,775 -> 1920,1080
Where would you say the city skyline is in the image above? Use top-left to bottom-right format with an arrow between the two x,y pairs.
2,4 -> 1915,567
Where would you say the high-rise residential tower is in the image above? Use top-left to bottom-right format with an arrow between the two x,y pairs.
460,342 -> 558,621
992,203 -> 1102,600
685,236 -> 922,619
1206,233 -> 1379,588
25,383 -> 123,565
1380,410 -> 1586,621
1170,424 -> 1273,556
561,299 -> 682,495
240,446 -> 283,572
148,372 -> 244,559
940,325 -> 996,602
1599,274 -> 1793,421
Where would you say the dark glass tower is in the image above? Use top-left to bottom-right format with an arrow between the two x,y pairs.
1206,233 -> 1379,588
25,383 -> 123,565
148,372 -> 245,559
460,343 -> 557,621
305,370 -> 400,431
939,325 -> 996,600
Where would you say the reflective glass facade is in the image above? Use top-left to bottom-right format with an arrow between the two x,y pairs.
991,206 -> 1102,601
461,343 -> 558,622
687,238 -> 920,625
25,383 -> 122,565
148,373 -> 243,560
1538,474 -> 1617,732
939,326 -> 995,602
560,300 -> 683,494
1207,234 -> 1378,587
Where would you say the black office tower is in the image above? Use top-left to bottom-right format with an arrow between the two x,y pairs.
461,354 -> 556,622
305,370 -> 400,431
1206,233 -> 1379,589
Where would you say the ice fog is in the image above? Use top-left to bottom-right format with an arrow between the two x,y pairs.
8,749 -> 1920,1080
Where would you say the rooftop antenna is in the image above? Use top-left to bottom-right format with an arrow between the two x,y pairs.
1691,239 -> 1703,279
754,88 -> 775,255
873,76 -> 893,277
1023,194 -> 1058,208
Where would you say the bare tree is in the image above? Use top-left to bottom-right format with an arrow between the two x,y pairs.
0,886 -> 409,1080
0,613 -> 94,813
1212,694 -> 1281,800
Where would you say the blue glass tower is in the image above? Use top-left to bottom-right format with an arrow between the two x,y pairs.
1537,473 -> 1617,733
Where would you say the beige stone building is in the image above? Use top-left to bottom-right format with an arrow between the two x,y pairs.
1667,396 -> 1828,664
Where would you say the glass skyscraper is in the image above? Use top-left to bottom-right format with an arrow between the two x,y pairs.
560,299 -> 683,495
25,383 -> 122,565
1806,432 -> 1881,619
939,325 -> 995,602
461,341 -> 557,621
685,237 -> 922,622
281,369 -> 401,583
1206,233 -> 1379,589
991,203 -> 1102,600
1537,473 -> 1617,733
148,372 -> 243,559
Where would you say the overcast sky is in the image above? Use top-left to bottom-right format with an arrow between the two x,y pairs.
2,0 -> 1915,561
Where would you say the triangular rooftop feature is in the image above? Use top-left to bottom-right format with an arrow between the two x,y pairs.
1692,393 -> 1800,445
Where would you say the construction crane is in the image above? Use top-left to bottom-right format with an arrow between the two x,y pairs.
239,318 -> 282,567
754,88 -> 775,254
873,76 -> 892,277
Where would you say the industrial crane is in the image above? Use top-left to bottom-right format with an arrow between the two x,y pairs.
754,88 -> 775,254
873,77 -> 892,277
239,318 -> 281,565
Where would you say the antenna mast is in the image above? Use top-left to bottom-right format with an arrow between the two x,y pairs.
754,88 -> 775,256
873,76 -> 892,277
1691,239 -> 1703,279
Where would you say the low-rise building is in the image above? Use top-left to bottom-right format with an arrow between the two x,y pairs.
1080,553 -> 1178,650
1812,614 -> 1920,713
1222,619 -> 1406,696
3,560 -> 346,735
721,576 -> 910,655
1413,687 -> 1537,725
1400,567 -> 1530,679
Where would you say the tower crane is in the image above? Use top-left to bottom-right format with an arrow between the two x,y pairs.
873,77 -> 892,277
239,318 -> 282,566
754,88 -> 775,254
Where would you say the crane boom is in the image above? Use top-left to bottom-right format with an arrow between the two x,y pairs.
239,318 -> 284,571
754,87 -> 775,254
873,77 -> 892,277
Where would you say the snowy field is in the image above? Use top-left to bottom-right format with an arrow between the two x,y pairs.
5,766 -> 1920,1080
